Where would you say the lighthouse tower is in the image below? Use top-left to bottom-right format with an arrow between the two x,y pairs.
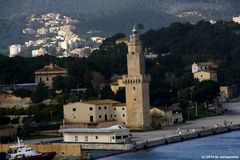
123,26 -> 151,131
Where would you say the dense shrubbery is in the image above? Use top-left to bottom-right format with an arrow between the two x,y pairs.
13,89 -> 33,98
0,103 -> 63,123
0,117 -> 11,125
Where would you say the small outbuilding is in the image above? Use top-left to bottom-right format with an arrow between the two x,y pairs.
60,125 -> 130,144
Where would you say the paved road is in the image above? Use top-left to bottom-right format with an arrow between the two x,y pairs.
132,102 -> 240,142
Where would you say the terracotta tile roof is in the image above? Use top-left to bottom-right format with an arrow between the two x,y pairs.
114,103 -> 126,107
35,64 -> 67,74
195,61 -> 217,67
82,99 -> 121,105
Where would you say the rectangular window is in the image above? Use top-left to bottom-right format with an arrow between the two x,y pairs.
116,136 -> 121,139
99,115 -> 102,118
75,136 -> 78,142
95,136 -> 98,139
90,116 -> 93,122
85,136 -> 88,142
123,135 -> 128,139
73,108 -> 76,111
99,106 -> 101,110
104,106 -> 107,110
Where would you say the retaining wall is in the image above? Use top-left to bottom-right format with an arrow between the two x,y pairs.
0,143 -> 81,155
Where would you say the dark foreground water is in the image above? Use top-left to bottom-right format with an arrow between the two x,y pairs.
101,131 -> 240,160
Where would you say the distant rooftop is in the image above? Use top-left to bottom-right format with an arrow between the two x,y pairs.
35,63 -> 67,74
82,99 -> 121,105
114,103 -> 126,107
193,61 -> 217,67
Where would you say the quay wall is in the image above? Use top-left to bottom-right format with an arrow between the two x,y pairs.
134,124 -> 240,150
80,143 -> 132,151
0,143 -> 81,155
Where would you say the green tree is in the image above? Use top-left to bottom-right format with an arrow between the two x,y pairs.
114,88 -> 125,103
0,117 -> 11,125
100,85 -> 115,99
52,76 -> 76,92
64,76 -> 77,92
52,76 -> 65,91
31,82 -> 49,103
13,89 -> 33,98
192,80 -> 220,103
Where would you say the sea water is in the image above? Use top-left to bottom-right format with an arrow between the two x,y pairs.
102,131 -> 240,160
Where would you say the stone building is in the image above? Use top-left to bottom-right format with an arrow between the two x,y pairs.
110,75 -> 125,94
122,26 -> 151,131
32,48 -> 47,57
192,61 -> 218,82
63,99 -> 126,127
9,45 -> 22,57
34,63 -> 67,88
192,61 -> 217,73
150,107 -> 183,128
219,86 -> 232,102
233,16 -> 240,24
193,70 -> 218,82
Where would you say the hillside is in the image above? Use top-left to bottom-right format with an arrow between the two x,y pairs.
1,0 -> 240,52
1,0 -> 240,33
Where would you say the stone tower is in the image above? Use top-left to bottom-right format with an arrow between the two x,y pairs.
123,26 -> 151,131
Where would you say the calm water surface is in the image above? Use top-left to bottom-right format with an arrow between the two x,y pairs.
102,131 -> 240,160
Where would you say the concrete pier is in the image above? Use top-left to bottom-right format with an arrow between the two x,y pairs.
134,124 -> 240,150
74,124 -> 240,152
